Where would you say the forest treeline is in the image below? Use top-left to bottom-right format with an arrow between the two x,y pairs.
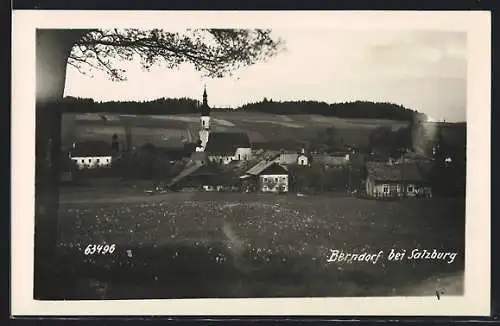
60,96 -> 428,122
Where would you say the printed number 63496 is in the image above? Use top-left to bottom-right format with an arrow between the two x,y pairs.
84,244 -> 116,255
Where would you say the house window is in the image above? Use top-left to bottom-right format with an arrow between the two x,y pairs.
219,158 -> 223,164
383,186 -> 389,193
88,159 -> 91,163
407,185 -> 414,193
263,177 -> 268,182
96,158 -> 100,163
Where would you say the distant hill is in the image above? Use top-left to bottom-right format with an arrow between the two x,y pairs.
60,96 -> 428,123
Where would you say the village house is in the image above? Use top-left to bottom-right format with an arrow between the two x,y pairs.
240,160 -> 290,193
365,162 -> 432,198
69,140 -> 114,169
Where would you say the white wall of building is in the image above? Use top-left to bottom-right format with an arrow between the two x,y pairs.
234,147 -> 252,161
260,174 -> 289,192
297,154 -> 309,166
71,156 -> 112,169
209,155 -> 234,165
201,116 -> 210,130
199,129 -> 209,149
208,147 -> 252,164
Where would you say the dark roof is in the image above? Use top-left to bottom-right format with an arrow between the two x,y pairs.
400,163 -> 426,181
261,162 -> 289,175
366,163 -> 400,181
204,132 -> 251,155
182,164 -> 240,186
245,161 -> 288,175
245,160 -> 276,175
167,162 -> 204,187
70,140 -> 113,157
366,162 -> 426,182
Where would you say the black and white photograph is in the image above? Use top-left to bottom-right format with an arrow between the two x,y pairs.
12,11 -> 490,316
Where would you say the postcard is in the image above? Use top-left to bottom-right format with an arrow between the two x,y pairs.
11,10 -> 491,316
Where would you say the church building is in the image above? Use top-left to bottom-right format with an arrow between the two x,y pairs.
194,87 -> 252,164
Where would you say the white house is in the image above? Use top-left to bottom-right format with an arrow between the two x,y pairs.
297,148 -> 309,166
69,140 -> 114,169
241,160 -> 289,193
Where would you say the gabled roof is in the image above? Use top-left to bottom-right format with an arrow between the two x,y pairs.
244,160 -> 288,176
366,162 -> 401,181
204,132 -> 251,155
70,140 -> 114,157
261,163 -> 289,175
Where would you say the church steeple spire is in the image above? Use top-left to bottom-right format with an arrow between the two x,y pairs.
200,85 -> 210,117
203,85 -> 208,106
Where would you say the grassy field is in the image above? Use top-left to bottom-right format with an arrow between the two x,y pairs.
61,112 -> 414,150
61,111 -> 465,155
46,191 -> 465,299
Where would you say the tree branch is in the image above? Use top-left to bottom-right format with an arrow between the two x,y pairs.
67,28 -> 284,81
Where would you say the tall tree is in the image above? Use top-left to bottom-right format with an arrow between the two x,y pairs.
34,28 -> 283,299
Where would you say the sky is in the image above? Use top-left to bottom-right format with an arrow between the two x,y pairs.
64,29 -> 467,122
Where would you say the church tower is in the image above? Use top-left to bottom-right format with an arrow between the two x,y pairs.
197,86 -> 211,151
200,86 -> 210,130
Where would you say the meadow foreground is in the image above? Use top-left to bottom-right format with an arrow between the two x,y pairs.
44,191 -> 465,299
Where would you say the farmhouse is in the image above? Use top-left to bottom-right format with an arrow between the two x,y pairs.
365,162 -> 432,198
240,160 -> 290,193
69,140 -> 114,169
